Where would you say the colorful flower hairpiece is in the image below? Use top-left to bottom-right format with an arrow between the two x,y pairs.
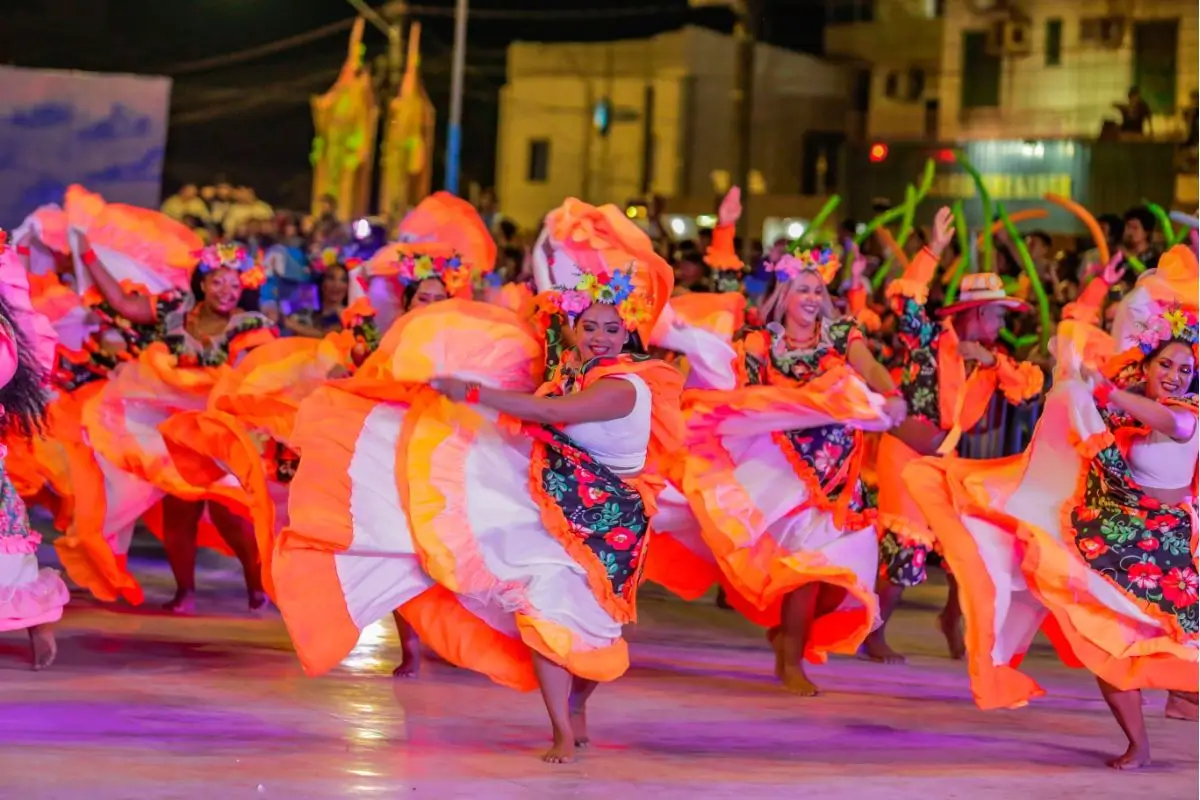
1136,303 -> 1199,356
194,242 -> 266,289
312,247 -> 342,274
770,245 -> 840,285
380,248 -> 472,297
548,256 -> 649,331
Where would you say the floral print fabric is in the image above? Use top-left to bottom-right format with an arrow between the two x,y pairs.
534,427 -> 648,606
1071,394 -> 1199,637
156,290 -> 275,368
742,320 -> 873,529
0,460 -> 31,542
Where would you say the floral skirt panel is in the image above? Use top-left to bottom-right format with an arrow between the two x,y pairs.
1071,443 -> 1198,637
531,427 -> 648,622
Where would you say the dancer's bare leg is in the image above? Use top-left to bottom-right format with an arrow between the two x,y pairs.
568,676 -> 599,747
1165,690 -> 1199,721
391,610 -> 420,678
859,579 -> 906,664
209,502 -> 266,610
161,496 -> 203,612
938,573 -> 965,660
777,584 -> 820,695
531,651 -> 576,764
29,624 -> 57,670
1098,677 -> 1151,769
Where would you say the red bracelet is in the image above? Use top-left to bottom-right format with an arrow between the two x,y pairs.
883,387 -> 903,399
15,245 -> 30,256
1094,382 -> 1115,407
464,383 -> 481,405
81,249 -> 97,267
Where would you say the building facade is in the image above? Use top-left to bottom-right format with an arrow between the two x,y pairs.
939,0 -> 1198,141
823,0 -> 946,142
495,26 -> 852,230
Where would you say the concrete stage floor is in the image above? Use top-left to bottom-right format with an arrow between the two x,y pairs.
0,543 -> 1195,800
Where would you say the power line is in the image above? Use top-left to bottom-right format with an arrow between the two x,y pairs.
405,4 -> 685,20
163,17 -> 357,75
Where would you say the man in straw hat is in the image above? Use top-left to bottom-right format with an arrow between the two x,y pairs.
862,207 -> 1046,664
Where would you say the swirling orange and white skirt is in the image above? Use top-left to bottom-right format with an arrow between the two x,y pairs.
906,379 -> 1198,710
650,367 -> 893,663
272,301 -> 668,690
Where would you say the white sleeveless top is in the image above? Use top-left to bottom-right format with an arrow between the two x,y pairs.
562,375 -> 652,476
1129,419 -> 1199,491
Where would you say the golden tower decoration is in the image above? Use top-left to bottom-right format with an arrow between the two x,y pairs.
310,17 -> 380,220
378,22 -> 436,225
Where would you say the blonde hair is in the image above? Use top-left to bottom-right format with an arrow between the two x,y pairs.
759,270 -> 838,326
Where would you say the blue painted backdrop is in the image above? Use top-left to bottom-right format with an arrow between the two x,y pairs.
0,66 -> 172,229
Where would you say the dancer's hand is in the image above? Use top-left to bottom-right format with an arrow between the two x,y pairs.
431,377 -> 470,402
1100,253 -> 1126,286
1081,362 -> 1108,389
929,207 -> 955,258
958,340 -> 996,366
718,186 -> 742,227
883,395 -> 908,426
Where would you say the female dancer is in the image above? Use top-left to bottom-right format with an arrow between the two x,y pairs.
651,195 -> 905,694
0,230 -> 69,668
282,250 -> 352,338
272,199 -> 681,763
907,300 -> 1198,769
80,240 -> 275,612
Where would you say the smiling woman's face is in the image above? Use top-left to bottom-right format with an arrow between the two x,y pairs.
408,278 -> 448,310
1145,341 -> 1195,400
202,268 -> 243,315
574,303 -> 626,361
784,272 -> 828,327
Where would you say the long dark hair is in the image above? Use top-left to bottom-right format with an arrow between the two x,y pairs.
0,295 -> 49,436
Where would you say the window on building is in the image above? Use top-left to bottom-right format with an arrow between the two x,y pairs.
961,31 -> 1001,109
527,139 -> 550,183
1045,18 -> 1063,66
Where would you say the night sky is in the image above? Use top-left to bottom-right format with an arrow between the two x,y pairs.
2,0 -> 827,208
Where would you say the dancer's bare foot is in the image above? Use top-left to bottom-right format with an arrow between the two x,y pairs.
163,590 -> 196,614
29,624 -> 57,671
1107,742 -> 1151,770
938,611 -> 966,660
858,630 -> 906,664
1166,691 -> 1199,721
779,663 -> 819,696
568,704 -> 589,748
392,635 -> 419,679
542,733 -> 576,764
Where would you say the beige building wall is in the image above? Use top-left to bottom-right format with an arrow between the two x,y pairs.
496,27 -> 851,230
939,0 -> 1199,140
824,0 -> 945,141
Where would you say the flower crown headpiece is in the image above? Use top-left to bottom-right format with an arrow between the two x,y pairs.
548,254 -> 652,332
195,242 -> 266,289
771,245 -> 840,286
1135,303 -> 1199,357
376,245 -> 472,297
311,247 -> 361,275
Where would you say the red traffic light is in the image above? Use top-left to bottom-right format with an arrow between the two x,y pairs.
868,143 -> 889,163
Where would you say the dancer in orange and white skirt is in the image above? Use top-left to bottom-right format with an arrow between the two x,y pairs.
649,190 -> 904,695
906,301 -> 1199,769
273,198 -> 682,763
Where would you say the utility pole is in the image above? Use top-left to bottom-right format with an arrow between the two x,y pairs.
445,0 -> 468,195
730,0 -> 758,256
